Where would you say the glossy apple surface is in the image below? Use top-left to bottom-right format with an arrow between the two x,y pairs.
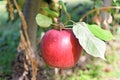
40,29 -> 83,68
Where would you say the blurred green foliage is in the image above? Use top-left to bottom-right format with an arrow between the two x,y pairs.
66,0 -> 93,22
0,0 -> 20,76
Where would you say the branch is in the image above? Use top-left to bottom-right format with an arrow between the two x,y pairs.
13,0 -> 30,46
7,0 -> 14,20
80,6 -> 120,22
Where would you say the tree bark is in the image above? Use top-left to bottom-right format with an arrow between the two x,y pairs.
23,0 -> 41,52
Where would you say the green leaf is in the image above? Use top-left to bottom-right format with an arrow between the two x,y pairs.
87,24 -> 114,41
36,13 -> 52,28
43,7 -> 59,18
73,22 -> 106,60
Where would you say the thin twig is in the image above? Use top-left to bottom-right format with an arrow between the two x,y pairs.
19,31 -> 29,80
20,30 -> 38,80
13,0 -> 38,80
80,6 -> 120,22
7,0 -> 14,20
13,0 -> 31,47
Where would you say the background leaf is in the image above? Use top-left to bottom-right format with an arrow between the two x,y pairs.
42,7 -> 59,18
73,22 -> 106,60
36,13 -> 52,28
87,24 -> 114,41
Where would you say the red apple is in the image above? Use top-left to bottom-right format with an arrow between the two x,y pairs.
40,29 -> 83,68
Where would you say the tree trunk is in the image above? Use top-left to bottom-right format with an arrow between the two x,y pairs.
23,0 -> 41,52
9,0 -> 39,79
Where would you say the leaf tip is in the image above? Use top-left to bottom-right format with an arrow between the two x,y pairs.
101,57 -> 106,60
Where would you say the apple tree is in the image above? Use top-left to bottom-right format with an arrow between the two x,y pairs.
7,0 -> 117,80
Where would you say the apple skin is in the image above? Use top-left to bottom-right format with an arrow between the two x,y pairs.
40,29 -> 83,68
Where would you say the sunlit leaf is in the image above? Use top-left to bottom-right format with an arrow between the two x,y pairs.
43,7 -> 59,17
73,22 -> 106,60
87,24 -> 114,41
36,13 -> 52,28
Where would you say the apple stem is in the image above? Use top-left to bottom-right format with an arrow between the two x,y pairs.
57,2 -> 65,31
52,3 -> 65,30
58,22 -> 64,31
